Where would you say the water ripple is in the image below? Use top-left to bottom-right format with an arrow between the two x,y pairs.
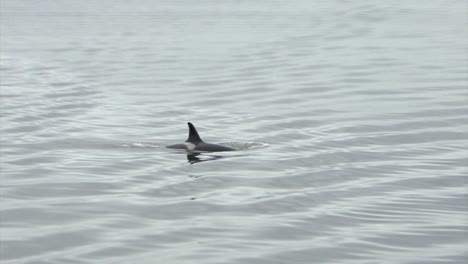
1,1 -> 467,264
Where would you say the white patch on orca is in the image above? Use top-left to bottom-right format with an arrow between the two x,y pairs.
183,142 -> 196,151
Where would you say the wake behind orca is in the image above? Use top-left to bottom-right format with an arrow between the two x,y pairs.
166,122 -> 235,153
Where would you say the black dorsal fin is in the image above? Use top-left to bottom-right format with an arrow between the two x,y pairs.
186,122 -> 203,144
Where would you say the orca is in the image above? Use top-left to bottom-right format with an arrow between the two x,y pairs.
166,122 -> 235,153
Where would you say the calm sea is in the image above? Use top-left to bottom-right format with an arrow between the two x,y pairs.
1,1 -> 467,263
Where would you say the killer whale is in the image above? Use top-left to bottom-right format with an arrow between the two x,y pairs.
166,122 -> 235,153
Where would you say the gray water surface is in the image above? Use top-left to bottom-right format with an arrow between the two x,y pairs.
1,1 -> 468,264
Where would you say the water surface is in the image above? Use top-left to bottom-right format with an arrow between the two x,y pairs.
1,1 -> 467,263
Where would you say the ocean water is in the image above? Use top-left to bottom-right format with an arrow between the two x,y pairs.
1,1 -> 467,263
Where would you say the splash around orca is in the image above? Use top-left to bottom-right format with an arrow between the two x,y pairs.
166,122 -> 235,153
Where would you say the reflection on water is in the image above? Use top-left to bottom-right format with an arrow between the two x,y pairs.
186,154 -> 225,164
1,1 -> 467,264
